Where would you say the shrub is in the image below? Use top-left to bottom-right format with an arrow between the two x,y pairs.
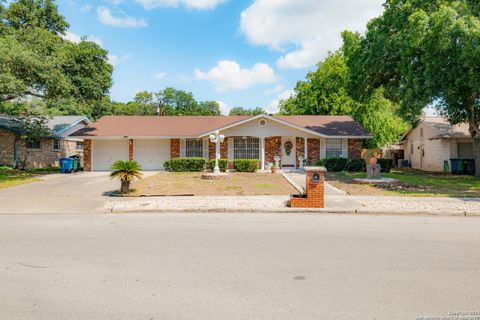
164,158 -> 206,172
209,159 -> 228,172
346,158 -> 366,172
315,158 -> 366,172
378,159 -> 393,173
233,159 -> 258,172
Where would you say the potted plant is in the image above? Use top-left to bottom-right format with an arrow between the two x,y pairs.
271,164 -> 277,173
298,153 -> 305,169
110,160 -> 143,196
273,150 -> 281,168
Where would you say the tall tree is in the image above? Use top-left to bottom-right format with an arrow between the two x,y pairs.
346,0 -> 480,174
0,0 -> 112,117
280,51 -> 408,149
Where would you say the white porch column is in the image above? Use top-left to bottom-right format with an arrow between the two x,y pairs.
304,137 -> 308,164
260,137 -> 265,171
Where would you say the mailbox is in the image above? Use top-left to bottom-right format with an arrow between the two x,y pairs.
290,166 -> 326,208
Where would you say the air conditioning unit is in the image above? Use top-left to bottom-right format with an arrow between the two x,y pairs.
398,159 -> 409,168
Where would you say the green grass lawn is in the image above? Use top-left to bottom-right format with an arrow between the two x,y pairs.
329,169 -> 480,197
0,167 -> 60,189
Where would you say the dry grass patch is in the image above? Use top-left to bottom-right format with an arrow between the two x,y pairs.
131,172 -> 298,196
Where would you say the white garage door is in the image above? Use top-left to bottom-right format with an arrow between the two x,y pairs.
92,140 -> 129,171
134,139 -> 170,170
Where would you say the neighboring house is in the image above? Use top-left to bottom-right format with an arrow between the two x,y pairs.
0,116 -> 91,169
398,116 -> 473,172
71,115 -> 371,171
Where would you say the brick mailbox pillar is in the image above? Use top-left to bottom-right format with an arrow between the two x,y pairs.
290,166 -> 326,208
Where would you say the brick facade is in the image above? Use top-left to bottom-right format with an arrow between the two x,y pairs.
208,140 -> 228,160
129,139 -> 134,160
295,137 -> 305,167
348,139 -> 363,158
290,168 -> 325,208
83,139 -> 92,171
265,136 -> 281,163
307,138 -> 320,165
170,139 -> 180,158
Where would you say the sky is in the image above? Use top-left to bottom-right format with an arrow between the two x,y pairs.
59,0 -> 386,115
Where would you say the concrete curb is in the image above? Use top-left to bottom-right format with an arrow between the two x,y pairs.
107,206 -> 479,216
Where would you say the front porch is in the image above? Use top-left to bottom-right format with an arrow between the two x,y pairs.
174,135 -> 360,171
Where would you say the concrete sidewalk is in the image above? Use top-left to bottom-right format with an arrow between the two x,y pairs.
105,194 -> 480,216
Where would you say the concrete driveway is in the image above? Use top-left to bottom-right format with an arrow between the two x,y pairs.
0,172 -> 147,214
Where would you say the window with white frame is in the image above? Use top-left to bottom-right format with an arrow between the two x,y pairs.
185,139 -> 203,158
76,141 -> 84,150
52,139 -> 60,151
326,139 -> 343,158
234,137 -> 259,159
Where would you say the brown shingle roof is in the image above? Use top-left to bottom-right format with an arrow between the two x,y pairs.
72,115 -> 371,138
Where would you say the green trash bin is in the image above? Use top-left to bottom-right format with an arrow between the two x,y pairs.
457,158 -> 465,174
70,157 -> 80,172
443,160 -> 449,173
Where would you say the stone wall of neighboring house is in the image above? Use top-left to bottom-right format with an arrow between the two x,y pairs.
170,139 -> 180,159
307,138 -> 320,165
265,136 -> 281,164
348,139 -> 363,158
0,128 -> 15,166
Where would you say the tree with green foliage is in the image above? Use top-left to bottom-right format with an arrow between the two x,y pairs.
110,160 -> 142,195
345,0 -> 480,174
280,52 -> 355,116
0,0 -> 112,118
280,51 -> 408,149
229,107 -> 266,116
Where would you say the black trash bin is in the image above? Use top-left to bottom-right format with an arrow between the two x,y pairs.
464,159 -> 476,176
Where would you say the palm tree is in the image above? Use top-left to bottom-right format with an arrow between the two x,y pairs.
110,160 -> 143,195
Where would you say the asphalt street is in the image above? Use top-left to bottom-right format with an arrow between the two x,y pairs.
0,213 -> 479,319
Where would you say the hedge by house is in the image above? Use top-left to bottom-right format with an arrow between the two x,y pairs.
164,158 -> 206,172
315,158 -> 393,173
233,159 -> 258,172
209,159 -> 228,172
315,158 -> 365,172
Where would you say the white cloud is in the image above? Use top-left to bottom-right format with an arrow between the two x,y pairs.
194,60 -> 277,91
134,0 -> 225,10
266,90 -> 295,114
264,84 -> 285,95
216,101 -> 232,115
80,4 -> 92,12
108,53 -> 131,66
63,31 -> 103,46
240,0 -> 384,69
97,7 -> 147,28
153,72 -> 167,80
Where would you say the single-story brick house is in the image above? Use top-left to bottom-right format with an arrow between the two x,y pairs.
71,115 -> 372,171
398,116 -> 474,172
0,116 -> 90,169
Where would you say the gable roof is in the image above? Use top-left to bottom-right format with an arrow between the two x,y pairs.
46,116 -> 91,136
424,117 -> 470,139
400,116 -> 470,141
71,115 -> 371,139
0,116 -> 23,134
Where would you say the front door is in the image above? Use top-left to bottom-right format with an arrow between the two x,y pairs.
281,136 -> 296,168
